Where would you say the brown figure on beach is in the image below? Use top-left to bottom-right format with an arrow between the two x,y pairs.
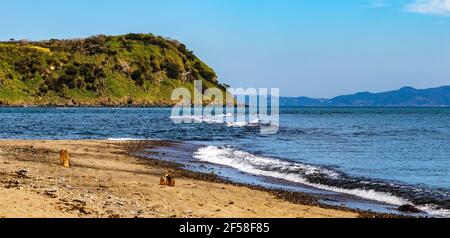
60,149 -> 71,168
160,171 -> 175,187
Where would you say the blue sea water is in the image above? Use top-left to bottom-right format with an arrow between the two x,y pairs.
1,107 -> 449,216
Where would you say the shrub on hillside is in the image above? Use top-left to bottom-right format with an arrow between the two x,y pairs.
161,61 -> 181,79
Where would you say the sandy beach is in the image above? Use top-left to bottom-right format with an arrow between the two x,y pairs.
0,140 -> 364,218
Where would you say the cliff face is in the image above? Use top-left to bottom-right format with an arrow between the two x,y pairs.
0,34 -> 227,106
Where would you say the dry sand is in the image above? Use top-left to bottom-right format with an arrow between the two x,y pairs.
0,140 -> 358,218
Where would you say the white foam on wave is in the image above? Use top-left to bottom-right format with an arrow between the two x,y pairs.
217,113 -> 234,118
226,121 -> 250,127
170,114 -> 272,128
226,118 -> 272,128
417,204 -> 450,217
170,114 -> 233,124
194,146 -> 412,207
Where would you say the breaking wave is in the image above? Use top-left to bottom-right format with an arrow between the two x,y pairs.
170,114 -> 232,124
170,114 -> 271,128
193,145 -> 450,217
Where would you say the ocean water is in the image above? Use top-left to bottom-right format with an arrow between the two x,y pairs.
1,107 -> 449,216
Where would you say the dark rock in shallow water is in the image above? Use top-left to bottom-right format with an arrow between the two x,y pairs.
398,205 -> 421,213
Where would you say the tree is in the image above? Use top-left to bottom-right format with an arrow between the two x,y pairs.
131,69 -> 145,86
162,61 -> 181,79
194,62 -> 216,82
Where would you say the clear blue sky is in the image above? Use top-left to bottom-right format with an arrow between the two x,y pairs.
1,0 -> 450,97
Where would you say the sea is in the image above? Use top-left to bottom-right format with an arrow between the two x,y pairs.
1,107 -> 449,217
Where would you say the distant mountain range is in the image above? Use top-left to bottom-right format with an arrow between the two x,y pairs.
280,86 -> 450,107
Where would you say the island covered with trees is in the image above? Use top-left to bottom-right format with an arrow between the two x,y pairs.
0,34 -> 229,106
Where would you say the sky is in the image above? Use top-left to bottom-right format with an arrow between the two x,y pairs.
1,0 -> 450,97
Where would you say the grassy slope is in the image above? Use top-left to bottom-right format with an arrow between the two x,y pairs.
0,34 -> 229,106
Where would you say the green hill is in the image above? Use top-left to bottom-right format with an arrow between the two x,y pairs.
0,34 -> 229,106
